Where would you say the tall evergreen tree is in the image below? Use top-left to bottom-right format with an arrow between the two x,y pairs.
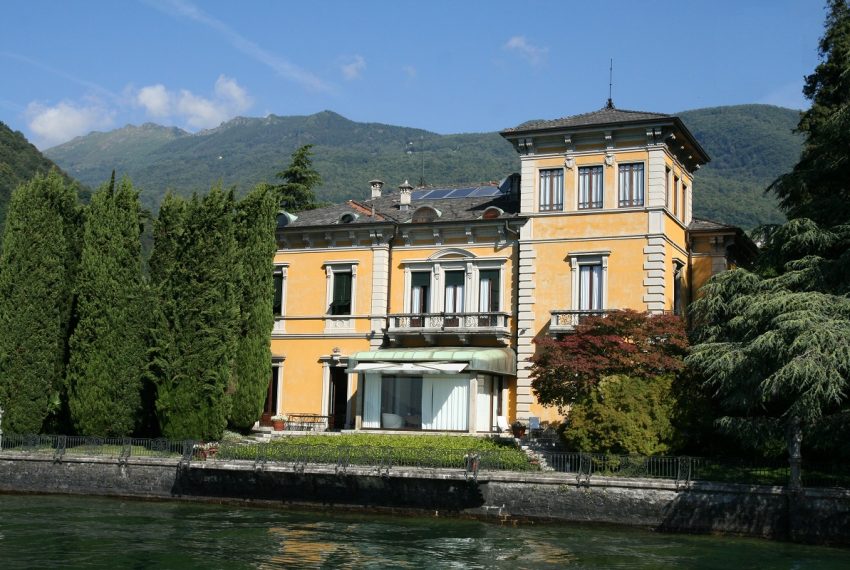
66,174 -> 148,436
228,185 -> 277,432
0,171 -> 80,433
689,3 -> 850,483
273,144 -> 323,212
150,188 -> 239,440
770,0 -> 850,226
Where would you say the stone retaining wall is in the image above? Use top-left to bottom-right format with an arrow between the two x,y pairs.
1,453 -> 848,546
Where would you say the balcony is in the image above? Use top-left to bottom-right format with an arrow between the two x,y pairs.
549,310 -> 609,334
387,312 -> 511,345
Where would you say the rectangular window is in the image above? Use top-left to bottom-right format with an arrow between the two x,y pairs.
329,270 -> 352,315
444,270 -> 465,327
618,163 -> 645,207
380,376 -> 423,429
539,168 -> 564,211
272,271 -> 283,315
578,166 -> 603,209
410,272 -> 430,314
682,184 -> 688,221
478,269 -> 500,326
578,264 -> 603,311
409,271 -> 430,327
673,175 -> 680,216
665,166 -> 671,207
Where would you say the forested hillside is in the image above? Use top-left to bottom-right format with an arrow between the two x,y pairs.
0,121 -> 79,239
679,105 -> 801,227
45,105 -> 803,228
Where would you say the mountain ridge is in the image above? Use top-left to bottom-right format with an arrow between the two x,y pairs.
44,104 -> 801,228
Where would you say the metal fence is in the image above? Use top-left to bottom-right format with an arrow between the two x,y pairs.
0,433 -> 195,462
1,433 -> 847,489
537,451 -> 812,487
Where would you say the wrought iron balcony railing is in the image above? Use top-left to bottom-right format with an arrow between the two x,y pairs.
549,309 -> 609,332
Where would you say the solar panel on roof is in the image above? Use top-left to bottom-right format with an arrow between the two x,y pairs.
448,187 -> 475,198
471,186 -> 502,197
423,189 -> 452,199
411,190 -> 430,200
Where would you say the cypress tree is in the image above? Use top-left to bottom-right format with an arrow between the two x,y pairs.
229,184 -> 277,432
66,174 -> 148,436
0,171 -> 80,433
151,188 -> 239,440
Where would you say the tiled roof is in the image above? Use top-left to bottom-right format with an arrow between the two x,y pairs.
688,218 -> 739,232
281,189 -> 520,229
502,106 -> 670,134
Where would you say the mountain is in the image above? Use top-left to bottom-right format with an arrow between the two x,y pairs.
678,105 -> 801,228
45,105 -> 803,229
0,121 -> 80,239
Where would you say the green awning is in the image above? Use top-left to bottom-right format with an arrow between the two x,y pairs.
347,347 -> 516,376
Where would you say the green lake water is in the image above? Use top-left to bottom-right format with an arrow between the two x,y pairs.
0,494 -> 846,569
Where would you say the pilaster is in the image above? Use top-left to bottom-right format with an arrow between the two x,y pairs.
515,241 -> 537,420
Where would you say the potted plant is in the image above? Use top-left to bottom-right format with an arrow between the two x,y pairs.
511,420 -> 526,439
271,414 -> 286,431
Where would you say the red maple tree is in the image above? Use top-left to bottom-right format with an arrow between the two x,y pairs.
530,310 -> 689,411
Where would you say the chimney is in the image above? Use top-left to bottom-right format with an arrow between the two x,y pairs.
398,179 -> 413,211
369,179 -> 384,200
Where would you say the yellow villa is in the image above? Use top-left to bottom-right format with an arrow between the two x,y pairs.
263,103 -> 755,433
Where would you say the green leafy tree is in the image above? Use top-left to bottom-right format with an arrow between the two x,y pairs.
0,171 -> 80,433
531,311 -> 689,454
563,375 -> 677,456
150,188 -> 239,440
228,184 -> 277,431
273,144 -> 323,212
66,174 -> 148,436
770,0 -> 850,226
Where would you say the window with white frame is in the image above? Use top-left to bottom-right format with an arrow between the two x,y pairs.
539,168 -> 564,211
272,265 -> 287,317
443,270 -> 465,314
578,264 -> 603,311
618,163 -> 645,207
570,253 -> 609,313
410,271 -> 430,314
325,263 -> 357,316
578,165 -> 603,209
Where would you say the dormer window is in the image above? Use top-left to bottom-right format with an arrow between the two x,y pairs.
481,206 -> 504,220
338,212 -> 359,224
411,206 -> 441,223
276,211 -> 298,228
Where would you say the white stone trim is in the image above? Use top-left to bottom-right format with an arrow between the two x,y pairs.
642,236 -> 668,312
568,252 -> 610,311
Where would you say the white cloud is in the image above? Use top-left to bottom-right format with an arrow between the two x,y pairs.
340,55 -> 366,80
137,84 -> 171,117
26,100 -> 114,148
146,0 -> 331,92
134,75 -> 253,129
504,35 -> 548,66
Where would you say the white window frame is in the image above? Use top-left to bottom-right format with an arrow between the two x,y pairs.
617,161 -> 646,208
576,164 -> 604,210
538,167 -> 564,212
272,264 -> 288,334
402,259 -> 505,316
324,260 -> 359,332
569,252 -> 609,312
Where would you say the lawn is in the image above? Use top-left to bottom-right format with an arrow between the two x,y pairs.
214,433 -> 535,471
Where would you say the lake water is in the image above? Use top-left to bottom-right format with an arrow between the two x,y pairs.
0,494 -> 846,569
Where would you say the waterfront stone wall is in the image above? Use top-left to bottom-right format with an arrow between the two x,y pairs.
1,454 -> 848,546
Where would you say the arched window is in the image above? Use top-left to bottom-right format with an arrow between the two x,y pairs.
411,206 -> 441,223
338,212 -> 359,224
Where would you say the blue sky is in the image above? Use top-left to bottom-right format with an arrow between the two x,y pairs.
1,0 -> 826,148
